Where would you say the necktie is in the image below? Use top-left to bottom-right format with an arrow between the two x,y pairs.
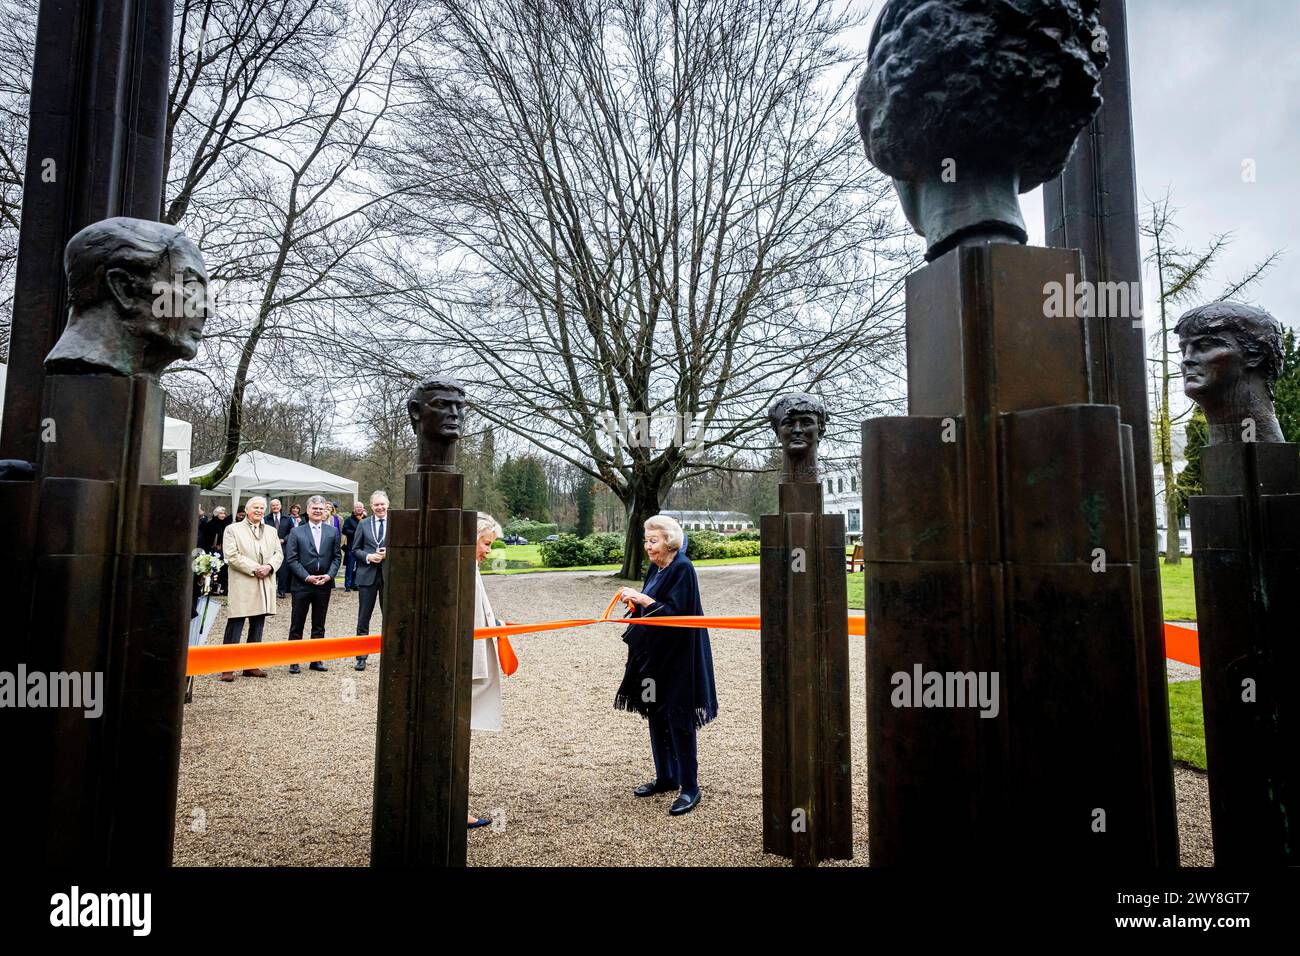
377,518 -> 385,546
311,523 -> 321,554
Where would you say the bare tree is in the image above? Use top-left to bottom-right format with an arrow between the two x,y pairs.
161,0 -> 420,488
1142,188 -> 1283,565
361,0 -> 913,577
0,0 -> 39,359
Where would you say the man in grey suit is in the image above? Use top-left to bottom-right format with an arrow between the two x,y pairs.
284,495 -> 342,673
351,490 -> 389,671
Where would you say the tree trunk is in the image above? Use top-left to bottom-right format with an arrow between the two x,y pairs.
619,481 -> 662,581
1163,459 -> 1182,565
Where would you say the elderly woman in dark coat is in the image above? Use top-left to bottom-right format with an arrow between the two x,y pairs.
615,514 -> 718,816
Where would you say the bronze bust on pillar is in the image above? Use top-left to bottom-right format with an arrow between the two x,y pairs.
1180,301 -> 1298,865
1177,302 -> 1287,445
760,392 -> 852,865
408,374 -> 468,472
46,217 -> 209,378
4,216 -> 206,865
857,0 -> 1170,865
373,372 -> 477,866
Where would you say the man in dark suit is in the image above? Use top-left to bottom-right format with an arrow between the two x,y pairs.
275,502 -> 303,597
351,490 -> 389,671
341,501 -> 365,591
284,495 -> 341,673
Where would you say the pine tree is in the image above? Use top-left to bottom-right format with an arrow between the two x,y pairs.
1174,407 -> 1208,518
575,473 -> 595,537
1276,328 -> 1300,447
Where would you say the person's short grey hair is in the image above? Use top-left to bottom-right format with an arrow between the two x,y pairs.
246,496 -> 267,509
370,490 -> 390,505
270,498 -> 281,507
307,494 -> 328,507
477,512 -> 503,539
644,514 -> 684,552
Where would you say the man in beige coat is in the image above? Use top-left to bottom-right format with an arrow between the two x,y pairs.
219,496 -> 283,682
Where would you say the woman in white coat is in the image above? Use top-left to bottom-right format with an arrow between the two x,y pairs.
468,511 -> 504,828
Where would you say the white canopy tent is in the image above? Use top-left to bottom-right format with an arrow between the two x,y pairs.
166,449 -> 360,513
163,417 -> 192,484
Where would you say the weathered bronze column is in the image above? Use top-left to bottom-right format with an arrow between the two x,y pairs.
1179,302 -> 1298,865
856,0 -> 1161,864
759,394 -> 853,865
371,376 -> 476,866
1043,0 -> 1180,865
2,218 -> 205,866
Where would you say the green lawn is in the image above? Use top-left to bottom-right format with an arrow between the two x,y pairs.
1167,679 -> 1207,770
1158,558 -> 1197,621
846,558 -> 1198,622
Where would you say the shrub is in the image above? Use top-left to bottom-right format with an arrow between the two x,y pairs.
684,529 -> 724,560
583,532 -> 624,564
539,534 -> 597,567
490,538 -> 506,549
730,529 -> 760,541
684,534 -> 761,560
504,518 -> 559,542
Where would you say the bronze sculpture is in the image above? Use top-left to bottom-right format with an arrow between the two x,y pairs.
768,392 -> 826,483
1177,301 -> 1286,444
856,0 -> 1109,261
407,375 -> 467,470
45,217 -> 209,378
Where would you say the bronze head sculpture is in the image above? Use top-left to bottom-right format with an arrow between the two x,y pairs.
45,217 -> 210,377
856,0 -> 1109,261
769,392 -> 827,483
408,374 -> 467,470
1176,301 -> 1286,444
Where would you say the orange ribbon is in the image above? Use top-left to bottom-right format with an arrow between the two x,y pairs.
186,606 -> 1201,676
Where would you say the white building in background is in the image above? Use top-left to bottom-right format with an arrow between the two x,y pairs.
822,464 -> 863,540
662,509 -> 755,533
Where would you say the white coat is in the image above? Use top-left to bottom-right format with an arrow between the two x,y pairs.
472,567 -> 503,731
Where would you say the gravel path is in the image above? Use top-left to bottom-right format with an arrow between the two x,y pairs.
173,566 -> 1213,866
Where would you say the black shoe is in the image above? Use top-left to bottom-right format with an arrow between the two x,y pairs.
633,779 -> 678,798
277,592 -> 287,598
467,816 -> 492,829
310,661 -> 328,672
669,790 -> 701,816
354,658 -> 366,671
289,664 -> 300,674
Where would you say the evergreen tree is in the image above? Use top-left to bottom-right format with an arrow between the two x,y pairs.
575,473 -> 595,537
1276,328 -> 1300,447
1174,407 -> 1208,518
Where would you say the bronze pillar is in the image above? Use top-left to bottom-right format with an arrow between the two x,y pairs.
5,373 -> 196,865
370,470 -> 476,866
760,480 -> 853,865
863,244 -> 1159,864
1043,0 -> 1180,865
1189,442 -> 1299,864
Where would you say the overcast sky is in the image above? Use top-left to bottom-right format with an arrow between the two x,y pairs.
854,0 -> 1299,334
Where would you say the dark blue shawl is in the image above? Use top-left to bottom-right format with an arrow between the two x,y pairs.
614,551 -> 718,728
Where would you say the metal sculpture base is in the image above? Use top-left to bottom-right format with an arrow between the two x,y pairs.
1189,442 -> 1299,865
862,244 -> 1161,864
760,481 -> 852,865
1,374 -> 195,866
370,471 -> 476,866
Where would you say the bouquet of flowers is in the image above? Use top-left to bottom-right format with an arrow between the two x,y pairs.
193,549 -> 224,594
